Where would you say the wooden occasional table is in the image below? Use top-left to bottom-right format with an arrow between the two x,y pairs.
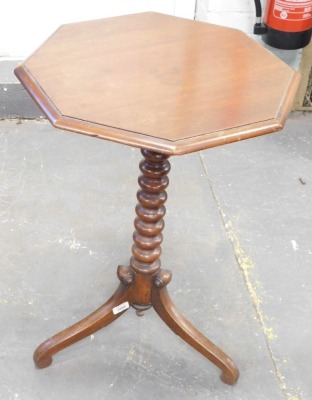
15,12 -> 300,385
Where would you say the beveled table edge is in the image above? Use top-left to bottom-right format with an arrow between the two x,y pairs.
14,65 -> 301,156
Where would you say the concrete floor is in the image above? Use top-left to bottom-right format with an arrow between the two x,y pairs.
0,112 -> 311,400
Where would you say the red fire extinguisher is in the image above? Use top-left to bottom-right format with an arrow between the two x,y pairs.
254,0 -> 312,49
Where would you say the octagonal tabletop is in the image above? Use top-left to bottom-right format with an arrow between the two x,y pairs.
15,12 -> 300,155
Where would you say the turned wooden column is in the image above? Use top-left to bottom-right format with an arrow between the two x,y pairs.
131,149 -> 170,273
126,149 -> 171,314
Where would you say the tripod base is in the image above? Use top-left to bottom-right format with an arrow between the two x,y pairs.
34,267 -> 239,385
34,150 -> 239,385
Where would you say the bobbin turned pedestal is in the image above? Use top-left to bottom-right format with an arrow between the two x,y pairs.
15,12 -> 300,386
33,149 -> 239,384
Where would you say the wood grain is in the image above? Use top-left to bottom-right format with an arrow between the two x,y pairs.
17,13 -> 299,385
15,12 -> 300,155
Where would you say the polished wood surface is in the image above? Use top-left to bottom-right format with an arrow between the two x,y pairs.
15,12 -> 300,155
33,149 -> 239,385
16,12 -> 299,385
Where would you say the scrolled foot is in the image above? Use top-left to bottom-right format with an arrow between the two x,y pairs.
221,367 -> 239,385
34,283 -> 132,368
34,351 -> 52,369
152,285 -> 239,385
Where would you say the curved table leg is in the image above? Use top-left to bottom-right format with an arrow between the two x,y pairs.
152,285 -> 239,385
34,283 -> 132,368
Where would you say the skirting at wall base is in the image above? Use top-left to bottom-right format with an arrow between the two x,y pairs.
293,41 -> 312,111
0,59 -> 43,119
